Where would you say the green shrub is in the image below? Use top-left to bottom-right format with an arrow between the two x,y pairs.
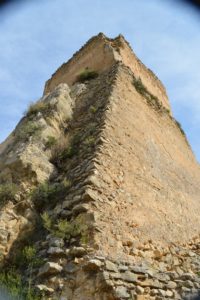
22,246 -> 36,264
60,145 -> 78,160
41,212 -> 52,232
83,136 -> 95,147
41,213 -> 84,241
45,136 -> 57,149
0,269 -> 23,298
55,219 -> 78,239
25,100 -> 52,118
16,121 -> 43,142
32,180 -> 71,211
0,269 -> 40,299
0,183 -> 18,205
77,69 -> 98,83
89,105 -> 97,114
14,245 -> 43,269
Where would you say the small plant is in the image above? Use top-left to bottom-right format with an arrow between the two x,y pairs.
83,136 -> 95,147
41,213 -> 86,241
133,77 -> 147,96
50,136 -> 68,164
60,145 -> 78,160
77,69 -> 98,83
0,268 -> 23,298
51,132 -> 82,166
16,121 -> 43,142
0,183 -> 18,205
55,219 -> 76,239
0,269 -> 40,299
25,100 -> 52,118
45,136 -> 57,149
32,180 -> 71,211
22,246 -> 37,264
89,105 -> 97,114
41,212 -> 52,232
133,77 -> 164,111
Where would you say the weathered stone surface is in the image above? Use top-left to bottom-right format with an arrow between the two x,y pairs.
64,262 -> 78,274
36,284 -> 54,294
123,271 -> 137,283
38,262 -> 63,277
115,286 -> 130,298
84,259 -> 102,271
105,260 -> 118,272
47,247 -> 65,257
69,246 -> 87,257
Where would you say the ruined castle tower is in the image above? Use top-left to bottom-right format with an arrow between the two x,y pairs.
0,33 -> 200,299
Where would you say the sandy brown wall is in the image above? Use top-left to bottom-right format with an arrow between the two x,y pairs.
44,35 -> 116,94
115,38 -> 170,111
92,64 -> 200,260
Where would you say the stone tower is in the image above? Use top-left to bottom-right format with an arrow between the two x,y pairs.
0,34 -> 200,299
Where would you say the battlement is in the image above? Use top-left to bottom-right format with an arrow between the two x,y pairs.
44,33 -> 171,111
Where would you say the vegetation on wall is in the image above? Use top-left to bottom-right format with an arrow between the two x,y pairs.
0,268 -> 40,300
45,136 -> 57,149
133,77 -> 188,141
15,121 -> 43,142
31,179 -> 71,212
76,69 -> 98,83
25,100 -> 53,118
41,212 -> 89,244
0,183 -> 18,205
132,77 -> 163,111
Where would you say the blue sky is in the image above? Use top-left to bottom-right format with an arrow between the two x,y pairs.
0,0 -> 200,160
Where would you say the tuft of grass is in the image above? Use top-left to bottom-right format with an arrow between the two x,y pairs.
45,136 -> 57,149
0,183 -> 18,205
50,132 -> 82,166
133,77 -> 164,112
83,136 -> 95,147
89,105 -> 97,114
25,101 -> 52,118
133,77 -> 148,96
16,121 -> 43,142
77,69 -> 98,83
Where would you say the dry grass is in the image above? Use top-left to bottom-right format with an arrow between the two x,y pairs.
25,100 -> 52,118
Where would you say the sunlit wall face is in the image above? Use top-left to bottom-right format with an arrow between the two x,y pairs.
0,0 -> 200,161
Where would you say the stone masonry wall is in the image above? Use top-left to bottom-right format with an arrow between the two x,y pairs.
43,34 -> 170,112
28,63 -> 200,300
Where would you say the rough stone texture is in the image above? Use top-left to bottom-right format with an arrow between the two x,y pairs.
44,33 -> 170,111
0,83 -> 73,185
1,34 -> 200,300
